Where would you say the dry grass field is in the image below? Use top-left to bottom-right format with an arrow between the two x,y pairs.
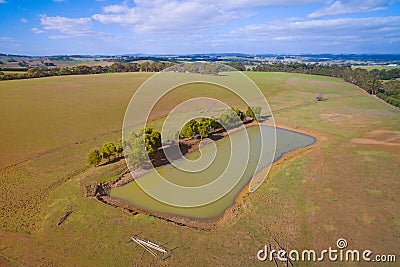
0,72 -> 399,266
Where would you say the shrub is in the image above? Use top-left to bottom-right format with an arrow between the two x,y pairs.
87,150 -> 101,166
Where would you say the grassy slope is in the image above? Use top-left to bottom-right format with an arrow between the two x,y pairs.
0,72 -> 399,266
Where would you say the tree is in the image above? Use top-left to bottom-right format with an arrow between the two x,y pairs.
231,107 -> 246,121
180,122 -> 193,138
101,142 -> 116,162
140,62 -> 150,72
87,150 -> 101,166
228,62 -> 246,71
219,110 -> 241,127
92,65 -> 104,74
246,106 -> 262,121
128,136 -> 147,169
116,139 -> 123,157
208,117 -> 221,131
109,62 -> 125,73
73,65 -> 92,75
381,80 -> 400,97
141,127 -> 162,154
246,106 -> 255,120
126,128 -> 162,169
198,123 -> 210,139
180,119 -> 199,139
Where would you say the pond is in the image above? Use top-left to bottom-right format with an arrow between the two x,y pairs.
110,126 -> 315,219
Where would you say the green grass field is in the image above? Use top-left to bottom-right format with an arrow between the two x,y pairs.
0,72 -> 399,266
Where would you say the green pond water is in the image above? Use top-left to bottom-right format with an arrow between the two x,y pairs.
110,126 -> 315,219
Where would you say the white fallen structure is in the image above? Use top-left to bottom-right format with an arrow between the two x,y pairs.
131,235 -> 169,259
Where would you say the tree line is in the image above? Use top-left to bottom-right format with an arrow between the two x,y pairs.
87,106 -> 261,168
87,128 -> 163,168
179,106 -> 261,139
87,139 -> 124,167
166,62 -> 232,75
0,61 -> 175,81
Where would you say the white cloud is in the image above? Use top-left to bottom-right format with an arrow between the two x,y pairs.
228,16 -> 400,50
53,0 -> 65,2
91,0 -> 322,34
92,0 -> 237,33
308,0 -> 400,18
201,0 -> 320,9
232,16 -> 400,33
0,37 -> 14,41
21,18 -> 28,23
21,0 -> 400,53
48,35 -> 72,39
103,3 -> 129,13
0,0 -> 6,3
34,15 -> 110,40
31,27 -> 45,34
40,15 -> 92,36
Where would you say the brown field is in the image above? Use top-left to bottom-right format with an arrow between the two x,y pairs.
0,72 -> 399,266
0,73 -> 151,169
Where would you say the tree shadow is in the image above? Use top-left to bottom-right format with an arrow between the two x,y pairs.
98,155 -> 125,167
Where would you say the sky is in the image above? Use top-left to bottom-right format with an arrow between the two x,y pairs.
0,0 -> 400,55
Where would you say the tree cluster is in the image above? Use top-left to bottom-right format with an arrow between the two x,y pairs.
166,62 -> 232,75
87,128 -> 163,169
376,80 -> 400,107
125,128 -> 162,169
227,62 -> 246,71
87,139 -> 123,166
87,107 -> 262,168
342,69 -> 400,107
252,62 -> 347,77
180,106 -> 262,139
180,118 -> 221,139
0,61 -> 175,81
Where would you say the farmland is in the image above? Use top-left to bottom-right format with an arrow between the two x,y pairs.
0,55 -> 114,70
0,72 -> 399,266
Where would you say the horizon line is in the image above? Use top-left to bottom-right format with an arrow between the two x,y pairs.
2,52 -> 400,58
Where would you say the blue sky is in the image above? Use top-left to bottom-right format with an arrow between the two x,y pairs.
0,0 -> 400,55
